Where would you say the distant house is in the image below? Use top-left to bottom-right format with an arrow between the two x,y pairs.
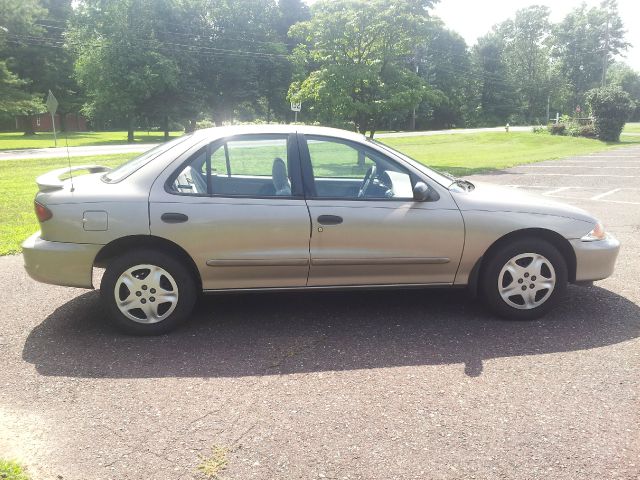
15,113 -> 88,132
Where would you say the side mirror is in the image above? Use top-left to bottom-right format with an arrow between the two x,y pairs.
413,181 -> 430,202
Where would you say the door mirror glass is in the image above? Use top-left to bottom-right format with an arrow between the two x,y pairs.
413,182 -> 430,202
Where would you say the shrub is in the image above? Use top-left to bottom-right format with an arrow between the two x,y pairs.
585,86 -> 635,142
578,124 -> 597,138
195,119 -> 215,130
548,123 -> 566,135
566,122 -> 581,137
532,125 -> 547,134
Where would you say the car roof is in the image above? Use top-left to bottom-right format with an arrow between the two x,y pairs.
191,124 -> 368,143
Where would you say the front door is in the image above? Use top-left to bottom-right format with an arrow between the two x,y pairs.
300,134 -> 465,287
149,133 -> 311,290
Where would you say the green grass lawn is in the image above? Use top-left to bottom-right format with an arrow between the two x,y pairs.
623,122 -> 640,133
382,131 -> 640,176
0,154 -> 131,255
1,131 -> 639,255
0,131 -> 183,150
0,459 -> 30,480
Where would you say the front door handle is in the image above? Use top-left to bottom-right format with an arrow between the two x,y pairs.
317,215 -> 343,225
161,212 -> 189,224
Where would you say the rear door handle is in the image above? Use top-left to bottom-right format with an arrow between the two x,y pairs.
317,215 -> 343,225
161,212 -> 189,223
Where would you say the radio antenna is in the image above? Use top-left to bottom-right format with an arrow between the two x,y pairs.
64,125 -> 74,192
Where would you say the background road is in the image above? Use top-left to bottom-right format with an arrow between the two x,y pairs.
0,127 -> 532,161
0,148 -> 638,479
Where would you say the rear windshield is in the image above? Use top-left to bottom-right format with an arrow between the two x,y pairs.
102,134 -> 193,183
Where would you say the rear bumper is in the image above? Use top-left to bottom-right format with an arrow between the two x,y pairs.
22,232 -> 101,288
570,234 -> 620,282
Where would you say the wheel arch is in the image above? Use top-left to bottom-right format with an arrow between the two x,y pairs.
467,228 -> 577,296
93,235 -> 202,290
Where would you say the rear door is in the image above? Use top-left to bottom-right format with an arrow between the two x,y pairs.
149,133 -> 312,290
299,134 -> 465,287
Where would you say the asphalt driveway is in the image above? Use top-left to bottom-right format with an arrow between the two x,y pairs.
1,147 -> 638,480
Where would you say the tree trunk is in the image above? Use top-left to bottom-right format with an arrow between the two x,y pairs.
163,115 -> 169,141
127,116 -> 135,143
368,130 -> 375,139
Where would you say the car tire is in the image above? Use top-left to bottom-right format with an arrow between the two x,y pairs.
480,238 -> 568,320
100,249 -> 197,335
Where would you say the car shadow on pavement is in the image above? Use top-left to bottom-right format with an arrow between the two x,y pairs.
22,285 -> 639,378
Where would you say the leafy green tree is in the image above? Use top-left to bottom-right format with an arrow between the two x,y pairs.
0,61 -> 42,113
471,33 -> 518,126
586,85 -> 634,141
416,21 -> 473,129
607,63 -> 640,121
289,0 -> 437,135
72,0 -> 182,141
184,0 -> 291,126
552,0 -> 628,110
277,0 -> 309,49
0,0 -> 47,130
496,6 -> 553,123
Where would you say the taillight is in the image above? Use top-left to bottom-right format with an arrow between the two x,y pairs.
34,201 -> 53,222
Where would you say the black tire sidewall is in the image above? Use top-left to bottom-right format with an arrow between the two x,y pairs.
100,250 -> 197,335
481,238 -> 568,320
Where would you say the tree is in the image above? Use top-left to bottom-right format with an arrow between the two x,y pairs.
585,85 -> 634,142
289,0 -> 437,135
0,61 -> 42,113
183,0 -> 292,126
416,21 -> 473,129
0,0 -> 47,131
497,6 -> 553,123
607,63 -> 640,121
71,0 -> 183,141
472,33 -> 518,126
552,0 -> 628,110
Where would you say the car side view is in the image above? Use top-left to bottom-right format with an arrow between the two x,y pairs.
23,126 -> 620,334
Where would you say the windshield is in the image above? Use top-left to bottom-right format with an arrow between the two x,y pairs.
102,134 -> 193,183
367,138 -> 457,187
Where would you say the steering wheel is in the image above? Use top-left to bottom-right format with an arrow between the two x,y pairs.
357,165 -> 377,198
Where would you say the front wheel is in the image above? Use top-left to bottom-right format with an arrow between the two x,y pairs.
100,250 -> 197,335
481,239 -> 568,320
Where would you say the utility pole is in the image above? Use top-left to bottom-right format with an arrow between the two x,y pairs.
546,94 -> 550,123
601,4 -> 610,87
411,50 -> 419,131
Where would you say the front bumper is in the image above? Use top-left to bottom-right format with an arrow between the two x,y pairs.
22,232 -> 101,288
570,234 -> 620,282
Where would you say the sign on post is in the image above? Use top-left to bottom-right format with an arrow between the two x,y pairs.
45,90 -> 59,147
290,101 -> 301,122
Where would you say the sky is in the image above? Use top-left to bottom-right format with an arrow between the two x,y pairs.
305,0 -> 640,71
432,0 -> 640,70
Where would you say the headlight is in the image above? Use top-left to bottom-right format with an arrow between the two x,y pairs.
581,221 -> 607,241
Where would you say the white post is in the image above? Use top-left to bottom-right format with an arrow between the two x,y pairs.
50,112 -> 57,147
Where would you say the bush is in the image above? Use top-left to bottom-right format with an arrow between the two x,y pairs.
585,86 -> 635,142
532,125 -> 547,134
548,123 -> 566,135
578,124 -> 597,138
195,119 -> 215,130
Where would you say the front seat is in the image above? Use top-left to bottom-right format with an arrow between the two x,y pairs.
272,157 -> 292,196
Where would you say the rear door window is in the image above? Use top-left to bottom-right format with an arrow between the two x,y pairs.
169,134 -> 300,197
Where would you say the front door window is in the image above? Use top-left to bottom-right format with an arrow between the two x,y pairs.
305,136 -> 415,200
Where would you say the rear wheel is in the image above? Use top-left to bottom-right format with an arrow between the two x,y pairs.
101,250 -> 197,335
481,238 -> 568,320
